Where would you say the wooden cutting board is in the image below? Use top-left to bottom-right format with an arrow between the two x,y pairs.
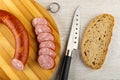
0,0 -> 60,80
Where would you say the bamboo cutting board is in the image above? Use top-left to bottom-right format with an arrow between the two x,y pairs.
0,0 -> 60,80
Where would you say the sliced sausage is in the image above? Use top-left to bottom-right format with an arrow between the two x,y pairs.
0,10 -> 29,70
35,24 -> 51,35
38,48 -> 56,59
38,55 -> 55,69
32,17 -> 48,27
37,32 -> 54,43
39,41 -> 55,50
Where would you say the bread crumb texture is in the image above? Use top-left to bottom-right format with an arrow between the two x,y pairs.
82,14 -> 114,69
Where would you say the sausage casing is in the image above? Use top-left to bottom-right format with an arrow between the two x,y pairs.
0,10 -> 29,70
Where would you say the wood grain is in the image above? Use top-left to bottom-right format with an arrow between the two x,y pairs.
0,0 -> 60,80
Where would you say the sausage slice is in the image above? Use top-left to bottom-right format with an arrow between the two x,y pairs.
35,24 -> 51,35
39,41 -> 55,50
32,17 -> 48,27
38,48 -> 56,59
38,55 -> 55,69
37,33 -> 54,43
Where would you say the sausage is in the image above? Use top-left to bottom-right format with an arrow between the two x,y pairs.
38,55 -> 55,69
0,10 -> 29,70
32,17 -> 48,27
35,24 -> 51,35
37,32 -> 54,43
38,48 -> 56,59
39,41 -> 55,50
32,17 -> 56,70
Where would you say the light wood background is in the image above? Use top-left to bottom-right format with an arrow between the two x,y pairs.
37,0 -> 120,80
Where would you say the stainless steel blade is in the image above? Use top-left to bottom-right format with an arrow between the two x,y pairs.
66,6 -> 81,56
59,7 -> 81,80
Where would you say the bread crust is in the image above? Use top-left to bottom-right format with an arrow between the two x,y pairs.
81,14 -> 114,69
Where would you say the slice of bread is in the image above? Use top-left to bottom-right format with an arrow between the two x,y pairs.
81,14 -> 114,69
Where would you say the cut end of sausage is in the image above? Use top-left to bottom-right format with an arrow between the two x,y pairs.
32,17 -> 48,27
12,59 -> 24,70
35,24 -> 51,35
37,33 -> 54,43
38,48 -> 56,59
38,55 -> 55,70
39,41 -> 55,50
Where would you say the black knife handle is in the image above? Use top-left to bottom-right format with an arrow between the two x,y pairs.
59,55 -> 72,80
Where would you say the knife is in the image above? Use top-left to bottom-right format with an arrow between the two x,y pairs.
59,7 -> 81,80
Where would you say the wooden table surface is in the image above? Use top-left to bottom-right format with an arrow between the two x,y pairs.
0,0 -> 61,80
36,0 -> 120,80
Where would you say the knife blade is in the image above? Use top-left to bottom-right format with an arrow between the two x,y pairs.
59,6 -> 81,80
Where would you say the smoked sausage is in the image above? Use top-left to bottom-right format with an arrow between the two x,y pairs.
38,55 -> 55,69
32,17 -> 56,70
0,10 -> 29,70
37,32 -> 54,43
39,41 -> 55,50
35,24 -> 51,35
38,48 -> 56,59
32,17 -> 48,27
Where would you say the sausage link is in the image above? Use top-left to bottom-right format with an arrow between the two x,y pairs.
0,10 -> 29,70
